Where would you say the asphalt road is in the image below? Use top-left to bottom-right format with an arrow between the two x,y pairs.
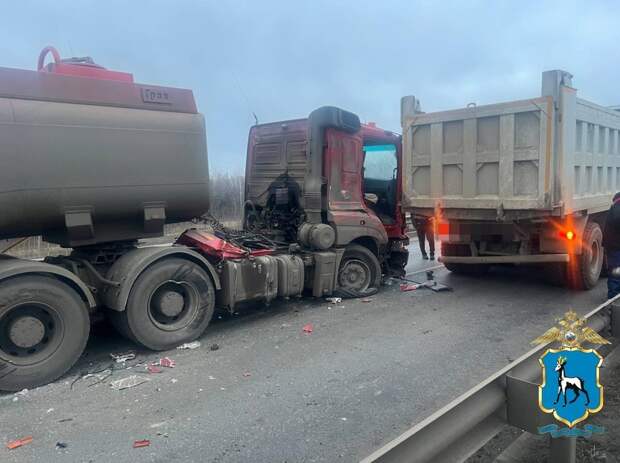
0,246 -> 608,463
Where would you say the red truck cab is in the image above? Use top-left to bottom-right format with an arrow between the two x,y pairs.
244,107 -> 409,287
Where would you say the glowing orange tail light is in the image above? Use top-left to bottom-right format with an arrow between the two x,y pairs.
562,230 -> 575,240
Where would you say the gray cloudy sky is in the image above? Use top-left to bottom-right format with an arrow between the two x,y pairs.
2,1 -> 618,172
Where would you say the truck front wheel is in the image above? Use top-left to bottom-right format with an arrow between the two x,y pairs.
336,244 -> 381,298
0,275 -> 89,392
567,221 -> 603,290
111,258 -> 215,350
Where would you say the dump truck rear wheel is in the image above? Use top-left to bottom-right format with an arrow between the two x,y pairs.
0,275 -> 89,392
112,258 -> 215,350
567,221 -> 603,290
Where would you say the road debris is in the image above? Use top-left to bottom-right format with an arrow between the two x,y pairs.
149,421 -> 168,429
156,357 -> 176,368
111,351 -> 136,363
171,378 -> 178,384
6,436 -> 33,450
133,439 -> 151,448
302,323 -> 313,334
46,408 -> 54,414
110,375 -> 150,391
147,365 -> 163,374
400,283 -> 419,292
243,372 -> 252,377
208,375 -> 216,380
12,388 -> 29,401
55,442 -> 68,450
361,298 -> 373,303
177,341 -> 201,350
71,363 -> 115,390
210,343 -> 220,351
325,297 -> 342,304
399,273 -> 451,293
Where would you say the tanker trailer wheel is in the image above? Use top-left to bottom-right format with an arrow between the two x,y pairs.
112,258 -> 215,351
0,276 -> 89,392
335,244 -> 381,298
566,221 -> 603,290
441,243 -> 489,275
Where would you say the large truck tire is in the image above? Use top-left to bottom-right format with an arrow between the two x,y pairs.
567,221 -> 603,290
0,275 -> 89,392
110,258 -> 215,351
335,244 -> 381,298
441,243 -> 490,275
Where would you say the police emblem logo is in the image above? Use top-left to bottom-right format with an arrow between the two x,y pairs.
533,310 -> 610,428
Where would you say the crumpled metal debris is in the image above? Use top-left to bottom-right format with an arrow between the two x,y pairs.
176,341 -> 201,350
111,351 -> 136,363
110,375 -> 150,390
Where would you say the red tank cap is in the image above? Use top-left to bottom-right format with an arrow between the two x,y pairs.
37,46 -> 133,83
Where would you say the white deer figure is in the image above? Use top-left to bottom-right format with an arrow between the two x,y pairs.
553,356 -> 590,407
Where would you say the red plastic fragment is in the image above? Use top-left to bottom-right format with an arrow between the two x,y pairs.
158,357 -> 176,368
302,323 -> 313,334
133,440 -> 150,448
7,436 -> 33,450
147,365 -> 163,374
400,283 -> 419,292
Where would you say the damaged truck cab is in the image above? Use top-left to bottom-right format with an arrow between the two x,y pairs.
242,107 -> 408,297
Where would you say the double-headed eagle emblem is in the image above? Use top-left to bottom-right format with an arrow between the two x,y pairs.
532,310 -> 610,348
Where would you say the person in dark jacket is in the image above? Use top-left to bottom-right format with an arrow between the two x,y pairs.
411,214 -> 435,260
603,192 -> 620,299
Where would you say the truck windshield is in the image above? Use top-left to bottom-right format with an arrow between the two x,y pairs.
363,144 -> 397,179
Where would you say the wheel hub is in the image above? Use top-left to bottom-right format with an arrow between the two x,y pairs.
0,302 -> 60,363
153,290 -> 185,317
9,316 -> 46,348
339,259 -> 371,291
148,281 -> 199,330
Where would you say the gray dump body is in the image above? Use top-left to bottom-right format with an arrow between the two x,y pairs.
0,66 -> 210,246
401,71 -> 620,219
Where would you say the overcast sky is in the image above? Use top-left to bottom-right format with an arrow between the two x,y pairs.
2,1 -> 618,173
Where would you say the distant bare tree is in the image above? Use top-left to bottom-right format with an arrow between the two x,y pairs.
209,172 -> 244,223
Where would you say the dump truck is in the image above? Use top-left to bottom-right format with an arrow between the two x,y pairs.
0,48 -> 408,391
401,70 -> 619,289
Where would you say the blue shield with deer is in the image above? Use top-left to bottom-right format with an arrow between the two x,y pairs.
539,348 -> 603,427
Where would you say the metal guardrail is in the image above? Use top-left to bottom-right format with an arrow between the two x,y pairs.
361,295 -> 620,463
